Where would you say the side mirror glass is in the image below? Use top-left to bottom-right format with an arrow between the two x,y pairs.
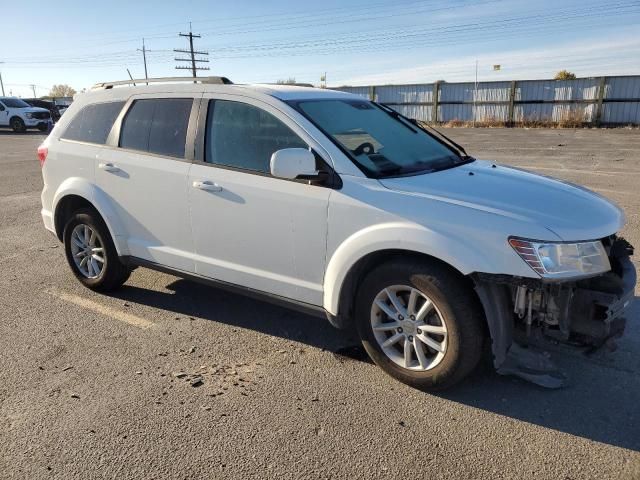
270,148 -> 318,180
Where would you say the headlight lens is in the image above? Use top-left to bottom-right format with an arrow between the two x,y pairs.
26,113 -> 34,119
509,238 -> 610,279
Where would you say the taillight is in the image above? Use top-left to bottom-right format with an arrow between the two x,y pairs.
37,146 -> 48,167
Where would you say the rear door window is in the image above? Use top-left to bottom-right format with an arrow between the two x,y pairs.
119,98 -> 193,158
61,101 -> 125,144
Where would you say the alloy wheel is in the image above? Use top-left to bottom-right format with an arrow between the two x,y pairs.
69,224 -> 105,279
370,285 -> 448,371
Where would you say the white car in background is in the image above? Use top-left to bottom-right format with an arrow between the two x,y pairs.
38,77 -> 636,390
0,97 -> 52,132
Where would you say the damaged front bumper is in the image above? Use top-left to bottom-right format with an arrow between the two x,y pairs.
473,236 -> 636,388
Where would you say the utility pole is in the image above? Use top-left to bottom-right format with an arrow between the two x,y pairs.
30,84 -> 37,97
137,38 -> 149,82
174,25 -> 209,79
0,62 -> 5,96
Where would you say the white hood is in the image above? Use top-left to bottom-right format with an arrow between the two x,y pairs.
379,159 -> 624,241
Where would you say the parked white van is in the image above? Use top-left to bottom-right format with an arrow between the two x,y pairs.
39,77 -> 635,390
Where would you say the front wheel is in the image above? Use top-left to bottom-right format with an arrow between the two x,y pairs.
10,117 -> 26,133
355,259 -> 485,390
63,209 -> 131,291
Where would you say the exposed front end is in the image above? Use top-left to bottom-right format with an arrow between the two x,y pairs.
24,109 -> 52,129
474,235 -> 636,387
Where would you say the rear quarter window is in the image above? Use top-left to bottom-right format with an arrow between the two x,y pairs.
61,101 -> 125,144
119,98 -> 193,158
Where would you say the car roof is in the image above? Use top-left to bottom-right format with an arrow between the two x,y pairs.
80,81 -> 362,105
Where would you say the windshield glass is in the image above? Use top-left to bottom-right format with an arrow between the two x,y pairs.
292,99 -> 467,177
1,98 -> 31,108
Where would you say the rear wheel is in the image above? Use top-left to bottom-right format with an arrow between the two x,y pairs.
355,259 -> 485,390
10,117 -> 26,133
63,209 -> 131,291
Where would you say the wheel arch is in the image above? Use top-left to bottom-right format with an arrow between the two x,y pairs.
323,222 -> 492,324
9,115 -> 25,129
52,179 -> 128,256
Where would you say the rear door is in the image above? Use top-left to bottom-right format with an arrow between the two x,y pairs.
97,94 -> 199,272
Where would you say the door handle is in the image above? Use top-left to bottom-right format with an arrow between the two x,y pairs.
192,180 -> 223,192
98,162 -> 120,172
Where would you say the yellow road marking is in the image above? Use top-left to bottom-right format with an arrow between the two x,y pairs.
47,289 -> 154,329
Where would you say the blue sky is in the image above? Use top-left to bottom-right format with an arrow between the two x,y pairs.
1,0 -> 639,97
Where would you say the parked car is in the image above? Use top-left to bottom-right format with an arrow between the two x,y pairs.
23,98 -> 61,122
0,97 -> 52,132
38,77 -> 635,390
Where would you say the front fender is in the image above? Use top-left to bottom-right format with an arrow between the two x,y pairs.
323,222 -> 494,315
52,177 -> 128,256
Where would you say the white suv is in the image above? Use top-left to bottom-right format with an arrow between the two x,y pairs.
39,77 -> 636,390
0,97 -> 52,132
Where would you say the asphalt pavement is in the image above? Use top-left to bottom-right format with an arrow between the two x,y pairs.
0,127 -> 639,479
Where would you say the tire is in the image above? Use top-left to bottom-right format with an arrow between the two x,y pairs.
355,258 -> 485,390
10,117 -> 26,133
63,209 -> 131,291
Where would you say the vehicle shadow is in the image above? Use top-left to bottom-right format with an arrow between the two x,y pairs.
109,279 -> 640,452
110,278 -> 363,358
0,130 -> 47,136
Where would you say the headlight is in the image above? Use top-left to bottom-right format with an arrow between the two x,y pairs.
509,237 -> 610,279
26,113 -> 34,119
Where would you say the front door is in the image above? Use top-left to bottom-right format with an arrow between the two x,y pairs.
188,97 -> 331,305
0,102 -> 9,126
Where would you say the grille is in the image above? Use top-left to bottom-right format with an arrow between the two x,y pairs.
32,111 -> 50,120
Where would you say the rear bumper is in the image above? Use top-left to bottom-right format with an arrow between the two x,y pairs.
41,208 -> 55,234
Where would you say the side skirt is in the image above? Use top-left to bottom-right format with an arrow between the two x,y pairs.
121,256 -> 330,321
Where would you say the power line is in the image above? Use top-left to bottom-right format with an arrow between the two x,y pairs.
3,0 -> 637,65
174,26 -> 209,78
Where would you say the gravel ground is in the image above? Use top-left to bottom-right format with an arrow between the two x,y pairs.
0,128 -> 639,480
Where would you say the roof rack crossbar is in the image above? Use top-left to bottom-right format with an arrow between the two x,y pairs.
92,76 -> 233,90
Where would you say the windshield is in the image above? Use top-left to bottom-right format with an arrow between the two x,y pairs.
1,98 -> 31,108
291,99 -> 469,177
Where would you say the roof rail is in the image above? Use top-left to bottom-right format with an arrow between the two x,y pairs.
91,76 -> 233,90
266,82 -> 315,88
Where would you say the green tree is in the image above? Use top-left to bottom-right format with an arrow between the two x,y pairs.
554,70 -> 576,80
276,78 -> 297,85
49,84 -> 77,97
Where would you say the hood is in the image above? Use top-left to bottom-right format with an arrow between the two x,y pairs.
378,159 -> 624,241
25,106 -> 50,113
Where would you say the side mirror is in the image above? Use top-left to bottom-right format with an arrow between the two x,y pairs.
270,148 -> 318,180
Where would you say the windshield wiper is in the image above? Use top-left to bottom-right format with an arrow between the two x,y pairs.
412,120 -> 471,159
374,103 -> 418,133
377,103 -> 472,160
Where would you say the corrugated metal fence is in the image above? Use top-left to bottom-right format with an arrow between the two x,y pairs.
335,75 -> 640,125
